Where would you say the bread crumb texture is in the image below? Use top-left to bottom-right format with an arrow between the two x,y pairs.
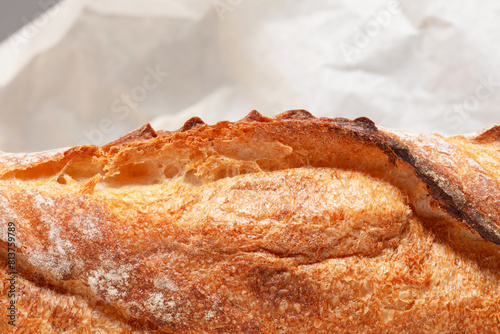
1,111 -> 500,333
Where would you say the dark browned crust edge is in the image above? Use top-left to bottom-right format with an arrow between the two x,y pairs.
102,123 -> 158,152
382,136 -> 500,245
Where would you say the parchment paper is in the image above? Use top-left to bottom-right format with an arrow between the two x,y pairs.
0,0 -> 499,152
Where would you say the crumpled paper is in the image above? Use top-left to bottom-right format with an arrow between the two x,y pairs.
0,0 -> 499,153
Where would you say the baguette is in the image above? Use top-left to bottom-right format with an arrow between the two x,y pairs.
1,110 -> 500,333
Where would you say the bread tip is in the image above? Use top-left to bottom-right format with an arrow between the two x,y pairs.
243,110 -> 268,123
354,117 -> 377,131
275,109 -> 315,121
101,123 -> 157,151
180,117 -> 206,132
470,123 -> 500,144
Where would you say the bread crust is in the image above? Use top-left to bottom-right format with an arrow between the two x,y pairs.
1,110 -> 500,333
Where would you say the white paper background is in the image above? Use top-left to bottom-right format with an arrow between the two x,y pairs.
0,0 -> 499,152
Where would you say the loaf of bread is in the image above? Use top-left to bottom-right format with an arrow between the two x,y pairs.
1,110 -> 500,333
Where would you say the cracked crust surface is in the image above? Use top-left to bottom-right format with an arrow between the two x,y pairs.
1,110 -> 500,333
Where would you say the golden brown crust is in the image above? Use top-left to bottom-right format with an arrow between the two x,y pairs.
1,110 -> 500,333
469,124 -> 500,144
382,129 -> 500,245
